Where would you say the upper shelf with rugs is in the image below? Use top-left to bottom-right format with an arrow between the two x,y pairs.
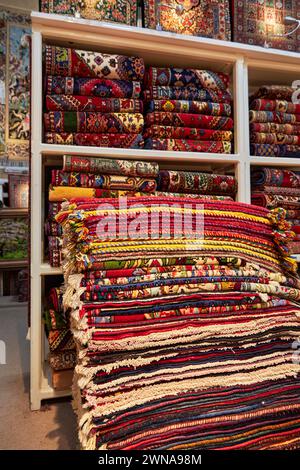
32,12 -> 300,163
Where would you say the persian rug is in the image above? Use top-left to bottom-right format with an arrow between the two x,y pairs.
45,46 -> 145,81
45,220 -> 63,236
51,170 -> 157,192
143,0 -> 231,40
144,125 -> 233,141
251,193 -> 300,209
47,329 -> 75,352
45,95 -> 143,113
233,0 -> 300,52
251,86 -> 298,101
251,168 -> 300,188
145,112 -> 233,130
49,186 -> 147,202
143,86 -> 232,103
250,144 -> 300,157
62,155 -> 159,177
44,112 -> 144,134
145,67 -> 230,91
144,138 -> 232,153
250,123 -> 300,135
49,350 -> 76,371
46,76 -> 142,98
146,99 -> 232,116
44,308 -> 67,332
49,248 -> 62,267
44,132 -> 144,148
251,186 -> 300,197
48,202 -> 63,218
48,236 -> 62,250
251,133 -> 300,145
157,170 -> 237,195
249,111 -> 300,124
250,99 -> 300,114
40,0 -> 138,26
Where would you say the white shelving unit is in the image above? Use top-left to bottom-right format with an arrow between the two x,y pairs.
30,12 -> 300,410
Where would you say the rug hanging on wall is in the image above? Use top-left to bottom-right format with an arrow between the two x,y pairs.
143,0 -> 231,39
40,0 -> 138,26
233,0 -> 300,52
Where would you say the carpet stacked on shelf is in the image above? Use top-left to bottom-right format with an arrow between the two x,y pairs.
251,167 -> 300,254
44,287 -> 76,373
56,195 -> 300,450
249,86 -> 300,158
46,156 -> 160,266
143,67 -> 234,153
43,46 -> 145,148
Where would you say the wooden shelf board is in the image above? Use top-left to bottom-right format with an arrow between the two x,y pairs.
250,156 -> 300,167
0,259 -> 28,269
40,263 -> 63,276
38,144 -> 241,164
0,208 -> 28,217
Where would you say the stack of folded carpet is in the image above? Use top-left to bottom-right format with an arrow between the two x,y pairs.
156,169 -> 237,198
43,45 -> 145,148
252,167 -> 300,254
143,66 -> 234,153
46,155 -> 159,266
250,86 -> 300,158
44,287 -> 76,386
45,202 -> 63,267
56,196 -> 300,449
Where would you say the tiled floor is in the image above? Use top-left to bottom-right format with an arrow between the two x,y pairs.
0,299 -> 78,449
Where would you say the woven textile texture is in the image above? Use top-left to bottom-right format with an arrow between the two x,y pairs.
44,112 -> 144,134
144,138 -> 232,153
44,132 -> 144,148
146,100 -> 232,116
145,112 -> 233,130
55,195 -> 300,449
51,170 -> 157,193
144,126 -> 233,141
233,0 -> 300,52
45,46 -> 145,81
145,67 -> 230,90
46,76 -> 142,98
40,0 -> 138,26
143,86 -> 232,103
62,155 -> 159,177
143,0 -> 231,40
45,95 -> 143,113
157,170 -> 237,196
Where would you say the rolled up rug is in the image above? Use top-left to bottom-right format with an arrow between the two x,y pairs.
51,170 -> 157,193
249,110 -> 300,124
46,76 -> 142,98
251,168 -> 300,187
45,95 -> 143,113
250,99 -> 300,114
145,138 -> 232,153
44,112 -> 144,134
49,186 -> 147,202
143,86 -> 232,103
62,155 -> 159,177
145,67 -> 230,91
250,144 -> 300,157
144,125 -> 233,141
157,170 -> 237,196
251,133 -> 300,145
146,100 -> 232,116
45,46 -> 145,81
250,122 -> 300,135
145,112 -> 233,130
44,132 -> 144,148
